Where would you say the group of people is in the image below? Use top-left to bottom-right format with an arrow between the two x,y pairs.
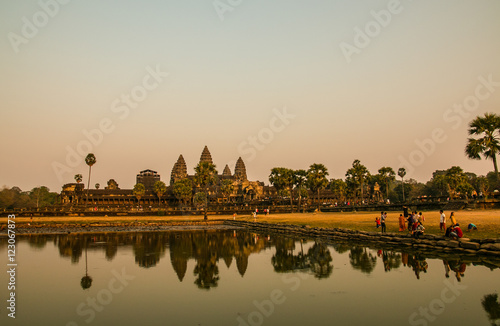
375,208 -> 478,239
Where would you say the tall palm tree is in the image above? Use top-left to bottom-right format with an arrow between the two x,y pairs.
294,169 -> 307,212
194,162 -> 218,220
220,179 -> 234,203
465,113 -> 500,181
345,160 -> 369,202
307,163 -> 329,211
85,153 -> 96,207
378,167 -> 395,200
269,168 -> 295,211
398,168 -> 407,202
154,180 -> 167,205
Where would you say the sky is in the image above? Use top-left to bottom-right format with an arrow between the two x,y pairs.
1,0 -> 499,192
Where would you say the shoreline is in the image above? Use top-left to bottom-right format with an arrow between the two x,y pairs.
1,209 -> 499,239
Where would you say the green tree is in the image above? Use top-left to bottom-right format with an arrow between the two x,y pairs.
193,192 -> 206,207
173,179 -> 193,206
220,179 -> 234,203
294,169 -> 308,211
377,167 -> 395,200
84,153 -> 96,207
133,183 -> 146,203
194,162 -> 218,220
29,186 -> 58,209
428,174 -> 448,197
465,113 -> 500,182
74,174 -> 82,183
269,167 -> 295,211
154,180 -> 167,205
475,176 -> 490,199
329,179 -> 347,203
398,168 -> 407,202
445,166 -> 474,199
307,163 -> 329,211
345,160 -> 370,202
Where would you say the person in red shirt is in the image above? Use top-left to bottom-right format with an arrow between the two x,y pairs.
449,224 -> 463,240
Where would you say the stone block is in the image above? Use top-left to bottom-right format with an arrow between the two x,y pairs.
460,242 -> 480,250
481,243 -> 500,251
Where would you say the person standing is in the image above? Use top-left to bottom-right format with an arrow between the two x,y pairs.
449,212 -> 457,227
398,214 -> 405,231
439,210 -> 446,231
381,212 -> 387,233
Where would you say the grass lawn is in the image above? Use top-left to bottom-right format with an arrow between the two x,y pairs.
1,209 -> 499,239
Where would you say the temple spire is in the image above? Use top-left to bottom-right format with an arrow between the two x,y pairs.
234,157 -> 247,181
170,154 -> 187,185
199,146 -> 213,165
222,164 -> 232,177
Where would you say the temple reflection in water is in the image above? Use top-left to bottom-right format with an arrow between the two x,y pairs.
2,230 -> 498,289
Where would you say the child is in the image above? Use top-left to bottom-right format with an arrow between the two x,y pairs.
467,223 -> 477,231
413,221 -> 425,239
375,216 -> 381,228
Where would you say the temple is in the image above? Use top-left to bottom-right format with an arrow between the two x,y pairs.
60,146 -> 270,207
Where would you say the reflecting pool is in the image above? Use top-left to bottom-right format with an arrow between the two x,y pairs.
1,230 -> 499,326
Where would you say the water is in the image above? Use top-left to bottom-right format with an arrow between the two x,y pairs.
1,230 -> 499,326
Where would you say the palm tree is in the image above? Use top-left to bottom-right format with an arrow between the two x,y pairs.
329,179 -> 347,203
465,113 -> 500,182
95,183 -> 100,189
173,179 -> 193,206
378,167 -> 395,200
154,180 -> 167,205
307,163 -> 329,211
398,168 -> 407,202
294,169 -> 307,212
269,168 -> 295,211
345,160 -> 370,202
84,153 -> 96,207
194,162 -> 218,220
133,183 -> 146,205
220,179 -> 234,203
74,174 -> 82,183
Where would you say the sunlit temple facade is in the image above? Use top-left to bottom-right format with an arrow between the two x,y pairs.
60,146 -> 271,206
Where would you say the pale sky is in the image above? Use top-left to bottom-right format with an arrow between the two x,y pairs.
1,0 -> 499,192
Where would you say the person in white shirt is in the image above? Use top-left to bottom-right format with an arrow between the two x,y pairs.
439,210 -> 446,231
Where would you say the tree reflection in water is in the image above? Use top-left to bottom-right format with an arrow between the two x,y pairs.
80,245 -> 92,290
349,246 -> 377,274
1,231 -> 498,290
272,238 -> 333,278
481,293 -> 500,326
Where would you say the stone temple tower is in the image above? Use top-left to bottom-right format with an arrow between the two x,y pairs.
170,155 -> 188,185
234,157 -> 247,182
222,165 -> 232,177
199,146 -> 213,165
